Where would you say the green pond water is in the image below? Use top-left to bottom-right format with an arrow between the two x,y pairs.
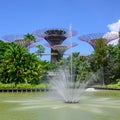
0,90 -> 120,120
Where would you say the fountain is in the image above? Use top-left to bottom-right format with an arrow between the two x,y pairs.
47,25 -> 97,103
47,25 -> 99,103
49,63 -> 100,103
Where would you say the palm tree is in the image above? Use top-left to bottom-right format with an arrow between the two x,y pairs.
24,33 -> 36,50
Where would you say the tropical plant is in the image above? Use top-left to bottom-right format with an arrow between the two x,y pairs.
0,40 -> 8,63
105,44 -> 118,84
0,43 -> 45,86
35,44 -> 45,58
24,33 -> 36,49
65,52 -> 91,82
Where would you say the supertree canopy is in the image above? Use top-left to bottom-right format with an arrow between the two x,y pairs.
34,29 -> 76,45
44,29 -> 67,45
2,34 -> 36,49
102,32 -> 118,42
34,28 -> 77,63
78,32 -> 118,48
13,38 -> 28,47
45,42 -> 78,59
2,34 -> 22,42
53,45 -> 69,53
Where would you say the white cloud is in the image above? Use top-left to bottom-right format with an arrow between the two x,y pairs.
106,20 -> 120,45
108,19 -> 120,32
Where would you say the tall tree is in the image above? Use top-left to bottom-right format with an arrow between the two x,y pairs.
116,31 -> 120,78
93,38 -> 107,85
106,44 -> 118,84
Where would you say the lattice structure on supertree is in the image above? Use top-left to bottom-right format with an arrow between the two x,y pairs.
78,32 -> 118,48
2,34 -> 36,49
34,28 -> 77,63
45,42 -> 78,58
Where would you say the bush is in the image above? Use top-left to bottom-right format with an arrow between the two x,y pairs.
0,83 -> 48,89
0,83 -> 15,89
33,83 -> 47,89
16,83 -> 32,89
116,79 -> 120,86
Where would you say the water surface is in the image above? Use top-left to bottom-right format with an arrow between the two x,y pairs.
0,90 -> 120,120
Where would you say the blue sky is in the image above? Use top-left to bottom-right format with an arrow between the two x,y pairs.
0,0 -> 120,60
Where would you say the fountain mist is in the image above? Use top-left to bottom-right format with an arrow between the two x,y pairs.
50,26 -> 82,103
49,25 -> 102,103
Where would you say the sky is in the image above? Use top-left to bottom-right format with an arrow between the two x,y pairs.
0,0 -> 120,60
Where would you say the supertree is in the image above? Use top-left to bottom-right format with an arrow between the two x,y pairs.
2,34 -> 36,50
33,28 -> 77,63
78,32 -> 118,48
44,42 -> 78,61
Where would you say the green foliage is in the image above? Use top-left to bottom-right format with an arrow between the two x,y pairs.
0,83 -> 15,89
103,44 -> 118,84
116,79 -> 120,86
65,52 -> 91,82
116,31 -> 120,78
1,33 -> 120,88
24,33 -> 36,49
33,83 -> 47,89
0,41 -> 10,63
92,38 -> 108,85
35,44 -> 45,58
107,84 -> 120,88
0,83 -> 48,89
0,42 -> 49,86
24,33 -> 36,43
16,83 -> 32,89
94,38 -> 107,70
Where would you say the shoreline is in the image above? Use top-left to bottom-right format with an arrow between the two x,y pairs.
92,86 -> 120,90
0,87 -> 120,93
0,88 -> 49,93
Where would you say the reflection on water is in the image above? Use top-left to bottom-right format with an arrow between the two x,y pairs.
0,90 -> 120,120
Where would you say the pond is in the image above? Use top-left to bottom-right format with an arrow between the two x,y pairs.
0,90 -> 120,120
